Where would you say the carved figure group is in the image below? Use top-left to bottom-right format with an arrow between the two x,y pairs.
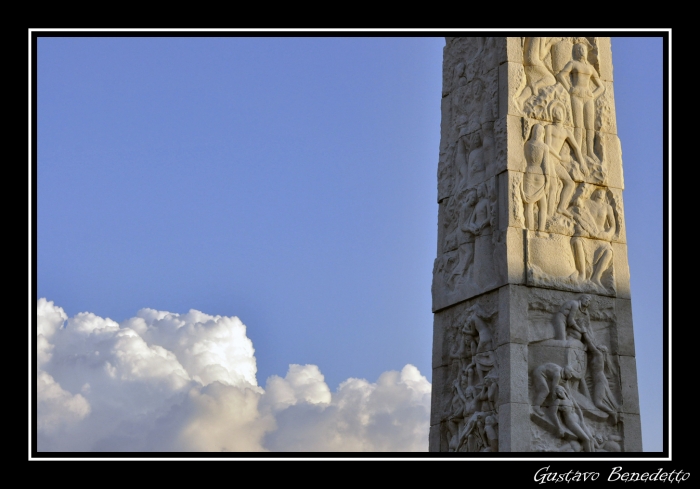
519,40 -> 619,294
436,179 -> 497,295
570,188 -> 615,291
519,37 -> 609,228
444,304 -> 499,452
551,294 -> 592,341
529,296 -> 621,452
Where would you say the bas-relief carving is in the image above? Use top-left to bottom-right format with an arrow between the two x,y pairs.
437,298 -> 500,452
438,38 -> 502,206
517,37 -> 607,169
506,38 -> 625,298
515,37 -> 611,188
526,292 -> 623,452
522,181 -> 621,296
434,39 -> 510,311
433,177 -> 502,309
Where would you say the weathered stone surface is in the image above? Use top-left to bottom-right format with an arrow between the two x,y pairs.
499,402 -> 531,452
429,423 -> 446,452
496,342 -> 529,405
599,132 -> 624,190
609,299 -> 635,356
595,37 -> 614,82
612,242 -> 631,299
620,413 -> 643,452
618,355 -> 641,414
430,37 -> 640,453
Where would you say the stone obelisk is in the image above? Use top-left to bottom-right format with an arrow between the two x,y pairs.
429,37 -> 642,452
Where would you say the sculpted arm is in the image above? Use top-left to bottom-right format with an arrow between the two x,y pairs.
591,72 -> 605,99
556,61 -> 573,90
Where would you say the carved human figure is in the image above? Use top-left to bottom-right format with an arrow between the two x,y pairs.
484,415 -> 499,452
545,105 -> 587,218
552,385 -> 596,452
478,371 -> 499,413
551,294 -> 592,341
531,362 -> 575,416
580,334 -> 620,424
449,320 -> 477,375
522,124 -> 550,231
446,371 -> 468,451
463,385 -> 478,418
594,433 -> 622,452
518,37 -> 559,106
467,131 -> 485,184
447,189 -> 477,289
458,411 -> 487,452
467,184 -> 491,236
571,188 -> 615,288
453,115 -> 470,194
462,304 -> 496,383
556,43 -> 605,163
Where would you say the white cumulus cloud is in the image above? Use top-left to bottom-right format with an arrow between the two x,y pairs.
34,299 -> 430,452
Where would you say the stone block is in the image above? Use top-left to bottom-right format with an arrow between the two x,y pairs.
600,132 -> 624,190
618,355 -> 640,414
505,37 -> 523,65
505,227 -> 526,286
432,310 -> 449,369
496,343 -> 529,405
430,365 -> 452,426
502,170 -> 526,231
494,115 -> 526,174
432,223 -> 508,312
498,402 -> 531,452
500,62 -> 527,119
609,298 -> 635,356
433,291 -> 501,367
525,231 -> 618,297
612,242 -> 631,299
596,37 -> 614,82
620,413 -> 643,452
432,38 -> 640,452
596,81 -> 618,135
524,287 -> 618,346
496,284 -> 530,346
429,423 -> 444,452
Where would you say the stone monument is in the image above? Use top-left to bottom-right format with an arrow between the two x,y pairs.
429,37 -> 642,452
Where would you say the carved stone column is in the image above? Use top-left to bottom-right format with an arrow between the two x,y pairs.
430,37 -> 642,453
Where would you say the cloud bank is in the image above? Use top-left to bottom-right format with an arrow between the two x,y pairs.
35,299 -> 431,452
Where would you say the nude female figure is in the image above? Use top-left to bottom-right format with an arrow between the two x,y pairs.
522,124 -> 550,231
557,43 -> 605,163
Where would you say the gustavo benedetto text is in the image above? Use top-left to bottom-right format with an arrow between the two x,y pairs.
534,466 -> 690,483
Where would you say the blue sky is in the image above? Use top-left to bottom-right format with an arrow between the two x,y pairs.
34,33 -> 665,452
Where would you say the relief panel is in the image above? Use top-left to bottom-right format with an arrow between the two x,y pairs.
431,292 -> 501,452
523,288 -> 636,452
